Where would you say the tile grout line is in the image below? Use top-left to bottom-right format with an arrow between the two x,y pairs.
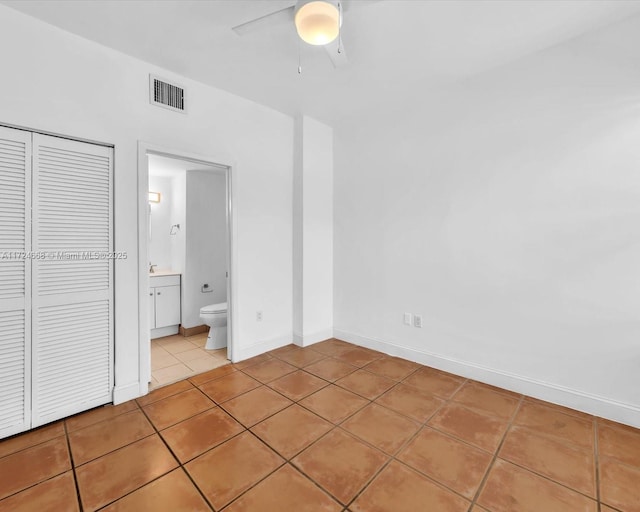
284,461 -> 347,511
63,420 -> 85,512
219,369 -> 359,509
364,367 -> 465,428
235,355 -> 359,405
176,466 -> 215,512
466,405 -> 602,504
145,385 -> 252,467
214,430 -> 295,511
503,421 -> 596,454
264,348 -> 477,508
468,394 -> 525,511
269,395 -> 376,507
3,341 -> 633,511
331,364 -> 430,427
154,350 -> 606,511
0,402 -> 151,507
0,431 -> 83,507
153,355 -> 231,387
291,381 -> 374,427
341,377 -> 469,510
205,346 -> 366,508
133,401 -> 216,511
333,408 -> 488,506
232,347 -> 397,508
392,378 -> 532,507
142,387 -> 219,430
250,404 -> 332,462
217,395 -> 293,430
138,380 -> 199,408
0,427 -> 65,462
68,411 -> 159,471
298,361 -> 360,384
178,426 -> 249,467
187,366 -> 238,389
493,452 -> 600,502
392,376 -> 471,485
150,335 -> 229,388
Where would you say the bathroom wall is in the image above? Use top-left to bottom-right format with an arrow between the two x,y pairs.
183,171 -> 227,328
149,167 -> 227,330
170,172 -> 186,276
148,175 -> 174,271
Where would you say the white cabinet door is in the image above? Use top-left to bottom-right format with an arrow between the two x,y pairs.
0,126 -> 31,438
149,288 -> 156,329
155,285 -> 180,328
31,133 -> 113,427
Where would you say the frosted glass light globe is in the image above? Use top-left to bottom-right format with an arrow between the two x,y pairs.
295,1 -> 340,46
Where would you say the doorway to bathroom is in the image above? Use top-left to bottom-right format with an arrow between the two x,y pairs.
137,143 -> 234,392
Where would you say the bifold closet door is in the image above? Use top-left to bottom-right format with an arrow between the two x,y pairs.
31,133 -> 113,427
0,126 -> 31,438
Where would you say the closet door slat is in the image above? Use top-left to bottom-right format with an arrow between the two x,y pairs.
31,134 -> 113,427
0,126 -> 31,439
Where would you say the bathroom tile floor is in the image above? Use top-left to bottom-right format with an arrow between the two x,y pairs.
1,339 -> 639,511
151,333 -> 229,389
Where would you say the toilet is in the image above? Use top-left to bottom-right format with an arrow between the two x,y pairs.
199,302 -> 227,350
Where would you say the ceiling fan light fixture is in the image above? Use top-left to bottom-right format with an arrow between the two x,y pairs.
295,0 -> 340,46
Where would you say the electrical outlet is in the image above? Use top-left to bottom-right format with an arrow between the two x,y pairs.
414,315 -> 423,328
256,311 -> 263,321
403,312 -> 412,326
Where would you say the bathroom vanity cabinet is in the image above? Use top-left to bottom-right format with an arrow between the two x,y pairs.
149,273 -> 181,338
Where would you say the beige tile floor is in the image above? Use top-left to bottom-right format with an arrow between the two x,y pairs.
1,339 -> 639,511
151,333 -> 229,389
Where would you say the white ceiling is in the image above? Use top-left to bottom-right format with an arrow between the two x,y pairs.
4,0 -> 640,125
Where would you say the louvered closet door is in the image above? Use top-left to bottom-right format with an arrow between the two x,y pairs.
31,133 -> 113,426
0,126 -> 31,438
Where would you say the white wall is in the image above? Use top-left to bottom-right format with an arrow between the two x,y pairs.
334,16 -> 640,426
170,172 -> 186,277
148,175 -> 173,271
0,5 -> 294,401
183,171 -> 227,328
293,116 -> 334,345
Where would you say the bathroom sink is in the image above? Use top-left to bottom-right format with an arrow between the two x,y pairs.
149,270 -> 180,277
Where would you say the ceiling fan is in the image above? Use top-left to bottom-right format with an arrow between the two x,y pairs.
232,0 -> 378,69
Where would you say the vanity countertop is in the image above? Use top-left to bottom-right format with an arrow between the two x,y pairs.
149,270 -> 181,277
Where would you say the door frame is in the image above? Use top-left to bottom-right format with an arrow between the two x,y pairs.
137,142 -> 236,394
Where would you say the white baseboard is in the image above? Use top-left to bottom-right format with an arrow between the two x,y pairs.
232,332 -> 293,363
334,329 -> 640,429
113,382 -> 142,405
293,327 -> 334,348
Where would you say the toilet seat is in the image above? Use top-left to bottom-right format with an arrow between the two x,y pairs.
200,302 -> 227,314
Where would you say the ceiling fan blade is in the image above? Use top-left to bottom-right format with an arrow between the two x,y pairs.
232,5 -> 295,36
324,36 -> 349,68
341,0 -> 382,12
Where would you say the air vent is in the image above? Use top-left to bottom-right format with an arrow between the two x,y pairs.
149,75 -> 186,113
